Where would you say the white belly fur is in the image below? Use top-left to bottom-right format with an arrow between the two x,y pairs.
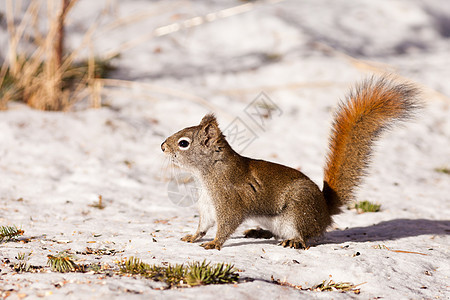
196,180 -> 216,230
251,216 -> 298,239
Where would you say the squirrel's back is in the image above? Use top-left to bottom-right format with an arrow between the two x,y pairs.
323,76 -> 421,215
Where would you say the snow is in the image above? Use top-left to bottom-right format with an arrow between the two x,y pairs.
1,0 -> 449,299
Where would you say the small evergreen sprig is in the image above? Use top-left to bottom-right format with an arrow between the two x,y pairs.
14,252 -> 32,273
47,251 -> 79,272
0,225 -> 24,242
119,257 -> 239,287
186,260 -> 239,286
353,200 -> 381,213
120,256 -> 151,274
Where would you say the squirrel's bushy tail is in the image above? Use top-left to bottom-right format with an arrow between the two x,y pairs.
323,76 -> 421,215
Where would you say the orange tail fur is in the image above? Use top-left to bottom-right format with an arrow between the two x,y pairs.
323,76 -> 421,215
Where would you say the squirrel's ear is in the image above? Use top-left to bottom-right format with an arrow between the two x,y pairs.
200,113 -> 217,126
199,114 -> 221,147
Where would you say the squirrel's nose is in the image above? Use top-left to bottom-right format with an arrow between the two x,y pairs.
161,141 -> 167,152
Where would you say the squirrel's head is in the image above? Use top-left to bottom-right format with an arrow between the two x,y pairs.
161,114 -> 229,172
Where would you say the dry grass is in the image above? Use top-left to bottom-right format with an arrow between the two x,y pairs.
271,275 -> 363,294
0,1 -> 294,111
0,0 -> 111,111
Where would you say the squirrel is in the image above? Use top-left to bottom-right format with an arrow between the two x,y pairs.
161,76 -> 421,250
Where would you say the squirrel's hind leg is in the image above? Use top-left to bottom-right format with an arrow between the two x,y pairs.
243,227 -> 274,239
279,238 -> 307,249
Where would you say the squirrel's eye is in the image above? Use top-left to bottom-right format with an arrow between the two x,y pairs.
178,138 -> 191,150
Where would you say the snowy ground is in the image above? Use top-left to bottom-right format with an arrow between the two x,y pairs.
1,0 -> 449,299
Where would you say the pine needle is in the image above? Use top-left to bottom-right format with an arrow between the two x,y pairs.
14,252 -> 32,273
435,167 -> 450,175
374,244 -> 428,256
313,279 -> 362,293
47,251 -> 79,272
271,276 -> 364,294
0,225 -> 24,242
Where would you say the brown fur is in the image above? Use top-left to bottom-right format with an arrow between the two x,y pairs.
161,75 -> 420,250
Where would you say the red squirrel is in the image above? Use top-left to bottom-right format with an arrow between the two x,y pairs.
161,76 -> 421,250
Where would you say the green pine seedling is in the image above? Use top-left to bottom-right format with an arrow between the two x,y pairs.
47,251 -> 79,273
353,200 -> 381,213
0,225 -> 24,242
186,260 -> 239,286
119,257 -> 239,287
14,252 -> 32,273
120,256 -> 151,275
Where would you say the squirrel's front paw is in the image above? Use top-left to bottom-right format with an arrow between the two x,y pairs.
181,234 -> 196,243
200,240 -> 222,250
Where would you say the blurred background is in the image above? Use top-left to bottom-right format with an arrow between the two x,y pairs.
1,0 -> 449,112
